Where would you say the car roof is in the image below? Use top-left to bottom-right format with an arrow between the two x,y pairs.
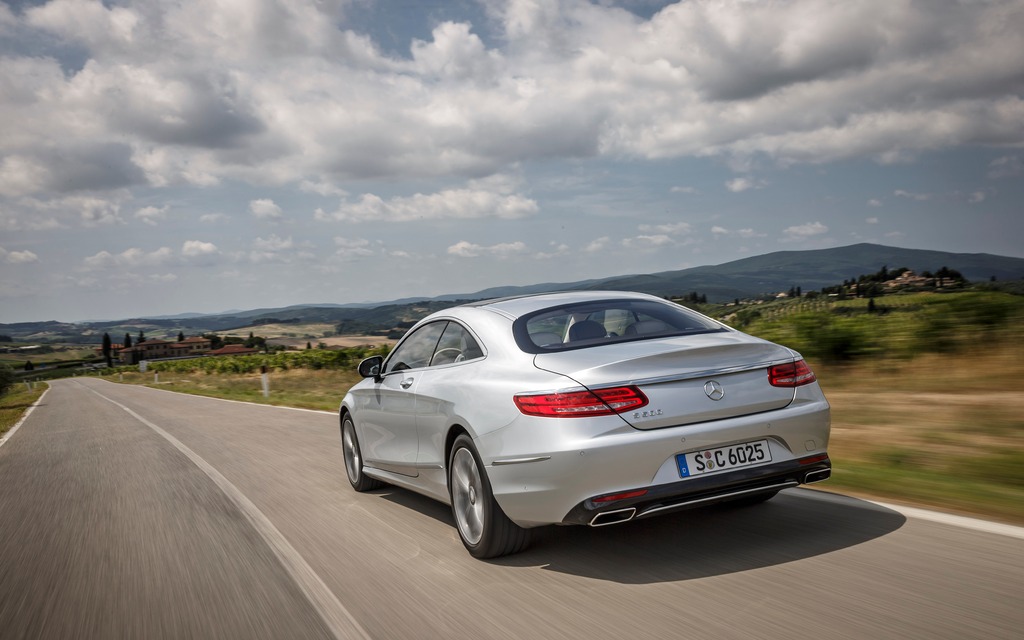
468,290 -> 661,319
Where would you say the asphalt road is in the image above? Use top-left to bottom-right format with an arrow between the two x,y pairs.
1,378 -> 1021,639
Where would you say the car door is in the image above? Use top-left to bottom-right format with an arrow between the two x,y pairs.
358,321 -> 447,477
412,322 -> 486,473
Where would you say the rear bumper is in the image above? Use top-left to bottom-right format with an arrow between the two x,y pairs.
560,455 -> 831,526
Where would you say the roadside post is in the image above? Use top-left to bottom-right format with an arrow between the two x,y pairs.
261,365 -> 270,398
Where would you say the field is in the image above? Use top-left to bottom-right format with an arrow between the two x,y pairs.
815,346 -> 1024,524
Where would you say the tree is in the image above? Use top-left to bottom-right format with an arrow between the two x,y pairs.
177,331 -> 185,342
203,333 -> 224,350
102,332 -> 113,368
24,360 -> 34,371
137,330 -> 146,344
124,333 -> 133,349
306,341 -> 312,350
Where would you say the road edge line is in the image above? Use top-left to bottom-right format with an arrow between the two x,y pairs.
81,382 -> 371,640
0,386 -> 50,451
792,488 -> 1024,541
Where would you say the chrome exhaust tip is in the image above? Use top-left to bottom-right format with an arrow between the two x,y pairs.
804,468 -> 831,484
589,508 -> 636,527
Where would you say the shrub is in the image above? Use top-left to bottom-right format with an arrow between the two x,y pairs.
0,363 -> 14,396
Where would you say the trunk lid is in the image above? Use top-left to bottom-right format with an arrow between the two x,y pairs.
533,332 -> 797,430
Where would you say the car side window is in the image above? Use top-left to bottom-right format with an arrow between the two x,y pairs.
385,322 -> 447,373
430,322 -> 484,366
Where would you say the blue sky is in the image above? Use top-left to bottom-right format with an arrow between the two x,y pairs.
1,0 -> 1023,323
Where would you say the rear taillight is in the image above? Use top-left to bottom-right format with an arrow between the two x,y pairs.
768,360 -> 817,387
514,386 -> 648,417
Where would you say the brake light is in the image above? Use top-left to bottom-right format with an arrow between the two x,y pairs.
514,386 -> 648,417
768,360 -> 817,387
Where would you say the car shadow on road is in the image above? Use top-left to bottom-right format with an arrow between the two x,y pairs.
496,490 -> 906,583
369,487 -> 905,584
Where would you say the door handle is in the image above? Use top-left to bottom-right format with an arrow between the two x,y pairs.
400,378 -> 414,389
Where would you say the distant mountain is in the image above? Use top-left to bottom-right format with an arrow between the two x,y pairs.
3,243 -> 1022,341
439,243 -> 1024,303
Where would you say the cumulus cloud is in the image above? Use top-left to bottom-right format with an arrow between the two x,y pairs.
0,0 -> 1017,224
622,234 -> 675,250
782,222 -> 829,240
447,241 -> 528,258
82,246 -> 174,270
334,237 -> 374,258
1,247 -> 40,264
182,240 -> 219,257
135,205 -> 168,226
249,234 -> 312,264
315,187 -> 538,223
725,177 -> 767,193
639,222 -> 692,235
250,199 -> 284,220
868,199 -> 882,207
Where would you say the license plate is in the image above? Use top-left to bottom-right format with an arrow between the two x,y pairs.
677,440 -> 772,477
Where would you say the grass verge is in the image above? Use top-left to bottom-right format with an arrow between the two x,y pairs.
0,383 -> 48,436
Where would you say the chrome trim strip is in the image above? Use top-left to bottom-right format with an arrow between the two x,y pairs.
588,359 -> 797,390
513,359 -> 794,398
636,481 -> 799,518
491,456 -> 552,466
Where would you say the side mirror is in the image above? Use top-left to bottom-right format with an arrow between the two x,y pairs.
357,355 -> 384,380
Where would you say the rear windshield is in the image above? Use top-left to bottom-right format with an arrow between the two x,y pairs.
512,298 -> 726,353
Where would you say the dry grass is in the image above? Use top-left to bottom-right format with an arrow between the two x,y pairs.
117,368 -> 363,412
812,345 -> 1024,524
0,383 -> 47,435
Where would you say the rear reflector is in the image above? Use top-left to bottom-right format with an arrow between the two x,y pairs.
514,386 -> 649,417
768,360 -> 817,387
798,454 -> 830,465
593,489 -> 648,504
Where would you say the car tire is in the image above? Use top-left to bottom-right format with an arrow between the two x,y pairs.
448,434 -> 531,559
341,414 -> 384,492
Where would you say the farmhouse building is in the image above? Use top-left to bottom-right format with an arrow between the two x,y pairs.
117,336 -> 212,364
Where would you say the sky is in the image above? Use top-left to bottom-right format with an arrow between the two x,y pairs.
1,0 -> 1023,323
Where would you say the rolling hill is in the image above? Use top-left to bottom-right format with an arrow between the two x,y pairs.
3,243 -> 1022,342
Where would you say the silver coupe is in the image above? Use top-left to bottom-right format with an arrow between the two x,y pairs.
340,291 -> 831,558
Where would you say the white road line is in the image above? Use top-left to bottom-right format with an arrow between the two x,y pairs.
79,381 -> 371,640
0,386 -> 50,450
792,488 -> 1024,541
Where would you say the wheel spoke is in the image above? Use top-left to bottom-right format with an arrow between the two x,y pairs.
451,448 -> 485,545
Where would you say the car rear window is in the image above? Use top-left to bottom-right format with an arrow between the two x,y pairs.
512,298 -> 726,353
